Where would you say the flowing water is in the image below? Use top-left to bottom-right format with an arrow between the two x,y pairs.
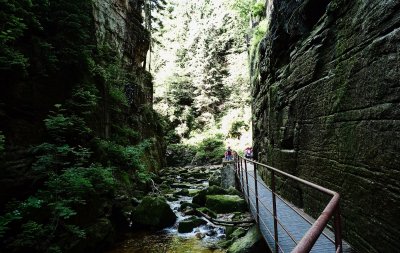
106,166 -> 227,253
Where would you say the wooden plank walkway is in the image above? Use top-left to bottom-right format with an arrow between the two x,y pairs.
238,162 -> 352,253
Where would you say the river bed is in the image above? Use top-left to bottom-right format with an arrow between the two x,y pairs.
106,166 -> 227,253
106,231 -> 225,253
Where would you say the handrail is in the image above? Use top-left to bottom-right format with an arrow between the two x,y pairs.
234,154 -> 343,253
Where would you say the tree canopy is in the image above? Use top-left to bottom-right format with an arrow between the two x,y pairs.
152,0 -> 260,149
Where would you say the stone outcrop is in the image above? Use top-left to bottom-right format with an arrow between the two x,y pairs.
132,196 -> 177,229
252,0 -> 399,252
227,225 -> 266,253
177,216 -> 207,233
205,195 -> 247,214
221,161 -> 236,188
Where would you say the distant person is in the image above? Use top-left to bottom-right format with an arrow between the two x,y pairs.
225,146 -> 233,161
245,147 -> 253,159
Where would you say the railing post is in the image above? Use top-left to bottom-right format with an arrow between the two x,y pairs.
240,157 -> 245,193
334,205 -> 343,253
235,154 -> 238,176
244,159 -> 250,203
254,163 -> 260,224
271,171 -> 279,253
237,154 -> 240,175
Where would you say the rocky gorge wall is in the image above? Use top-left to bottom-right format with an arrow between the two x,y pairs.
0,0 -> 163,251
92,0 -> 163,166
0,0 -> 162,205
252,0 -> 400,252
93,0 -> 148,68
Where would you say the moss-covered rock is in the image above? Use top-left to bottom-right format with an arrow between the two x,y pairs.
165,194 -> 178,202
225,226 -> 236,237
227,225 -> 266,253
192,186 -> 228,206
189,189 -> 200,196
178,217 -> 207,233
219,227 -> 248,249
227,186 -> 241,196
180,201 -> 200,211
196,207 -> 217,219
173,188 -> 190,196
209,170 -> 221,186
205,195 -> 247,213
207,185 -> 228,195
229,227 -> 247,240
192,191 -> 207,206
132,196 -> 176,229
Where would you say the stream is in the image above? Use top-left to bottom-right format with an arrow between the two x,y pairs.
106,166 -> 228,253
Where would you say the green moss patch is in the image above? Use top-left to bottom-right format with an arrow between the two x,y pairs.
205,195 -> 247,214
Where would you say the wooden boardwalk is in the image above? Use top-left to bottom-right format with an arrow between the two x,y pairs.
238,162 -> 352,253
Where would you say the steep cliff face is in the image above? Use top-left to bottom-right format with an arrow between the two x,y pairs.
0,0 -> 163,252
93,0 -> 149,68
0,0 -> 162,204
252,0 -> 399,252
91,0 -> 162,165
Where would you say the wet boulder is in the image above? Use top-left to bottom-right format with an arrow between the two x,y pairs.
165,194 -> 178,202
192,186 -> 228,206
205,195 -> 247,214
207,185 -> 229,195
173,188 -> 190,197
132,196 -> 176,229
209,170 -> 221,186
189,189 -> 200,196
192,190 -> 207,206
229,227 -> 247,240
196,207 -> 217,219
178,216 -> 207,233
180,201 -> 200,211
218,227 -> 248,249
227,225 -> 266,253
227,186 -> 241,196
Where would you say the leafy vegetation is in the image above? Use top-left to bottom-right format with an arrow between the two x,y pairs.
229,120 -> 250,139
166,134 -> 225,166
194,134 -> 226,164
0,0 -> 94,81
166,143 -> 197,167
1,106 -> 115,252
152,0 -> 257,161
0,0 -> 32,74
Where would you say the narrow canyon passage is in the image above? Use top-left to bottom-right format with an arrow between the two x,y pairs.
0,0 -> 398,253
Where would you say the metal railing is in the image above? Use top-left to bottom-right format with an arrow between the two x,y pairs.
234,154 -> 343,253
